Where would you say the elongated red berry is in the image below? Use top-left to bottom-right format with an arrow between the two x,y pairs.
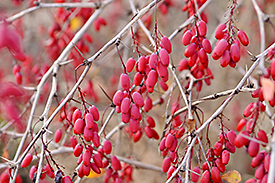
121,112 -> 130,123
182,30 -> 193,46
132,92 -> 144,107
93,153 -> 103,168
144,97 -> 152,112
235,131 -> 250,148
162,157 -> 171,173
91,162 -> 101,174
202,38 -> 212,53
212,39 -> 228,60
70,136 -> 78,148
113,90 -> 124,106
85,113 -> 94,129
220,50 -> 230,67
138,56 -> 147,72
165,134 -> 175,149
89,105 -> 100,121
159,48 -> 170,66
184,43 -> 197,57
120,73 -> 131,91
111,156 -> 122,171
74,144 -> 83,157
72,109 -> 82,124
227,130 -> 237,145
129,118 -> 139,133
157,61 -> 168,81
92,132 -> 100,148
126,58 -> 136,73
230,43 -> 240,62
255,163 -> 265,179
237,30 -> 249,46
271,59 -> 275,77
74,118 -> 85,134
200,170 -> 210,183
251,151 -> 265,168
178,58 -> 189,71
54,129 -> 62,143
103,140 -> 112,154
134,72 -> 143,86
211,167 -> 221,182
191,167 -> 200,182
149,53 -> 158,70
198,20 -> 207,37
160,36 -> 172,54
83,149 -> 91,166
257,130 -> 268,147
159,79 -> 168,91
248,139 -> 260,157
215,23 -> 227,39
21,154 -> 33,168
222,150 -> 230,164
121,97 -> 131,113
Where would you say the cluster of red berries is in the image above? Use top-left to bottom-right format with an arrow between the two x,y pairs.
0,170 -> 22,183
212,23 -> 249,68
182,0 -> 208,22
179,20 -> 214,91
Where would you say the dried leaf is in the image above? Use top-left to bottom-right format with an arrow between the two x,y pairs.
261,77 -> 274,101
221,170 -> 242,183
187,119 -> 196,132
86,168 -> 105,179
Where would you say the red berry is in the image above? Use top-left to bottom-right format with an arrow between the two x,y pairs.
162,157 -> 171,173
230,43 -> 240,62
237,30 -> 249,46
130,103 -> 141,120
191,167 -> 200,182
72,109 -> 82,124
167,166 -> 176,179
184,43 -> 197,57
159,48 -> 170,66
182,30 -> 193,46
213,141 -> 223,156
243,102 -> 254,117
200,170 -> 210,183
138,56 -> 147,72
159,137 -> 166,151
83,149 -> 92,166
133,130 -> 142,142
211,167 -> 221,182
129,118 -> 139,133
264,154 -> 270,172
29,166 -> 37,180
215,157 -> 225,173
91,162 -> 101,174
235,131 -> 250,148
120,73 -> 131,91
227,130 -> 237,145
198,20 -> 207,37
126,58 -> 136,73
257,130 -> 268,147
70,136 -> 78,148
74,118 -> 85,134
202,38 -> 212,53
222,150 -> 230,165
215,23 -> 227,39
111,156 -> 122,171
255,163 -> 265,179
74,144 -> 83,157
251,151 -> 265,168
121,97 -> 131,113
159,79 -> 168,91
165,134 -> 175,149
146,116 -> 155,128
103,140 -> 112,154
88,105 -> 100,121
54,129 -> 62,143
113,90 -> 124,106
178,58 -> 189,71
248,139 -> 260,157
92,132 -> 100,148
85,113 -> 94,129
134,72 -> 143,86
236,118 -> 247,132
132,91 -> 144,108
21,153 -> 33,168
149,53 -> 158,70
93,153 -> 103,168
160,36 -> 172,54
212,39 -> 228,60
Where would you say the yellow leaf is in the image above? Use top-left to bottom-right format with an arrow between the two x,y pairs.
221,170 -> 242,183
261,77 -> 274,101
187,119 -> 196,132
85,168 -> 105,179
70,17 -> 83,32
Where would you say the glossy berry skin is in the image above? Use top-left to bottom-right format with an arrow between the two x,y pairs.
182,30 -> 193,46
54,129 -> 62,143
237,30 -> 249,46
191,167 -> 200,182
211,167 -> 221,182
215,23 -> 227,39
160,36 -> 172,54
103,140 -> 112,154
200,170 -> 210,183
120,73 -> 131,91
162,157 -> 171,173
21,153 -> 33,168
111,156 -> 122,171
212,39 -> 228,60
126,58 -> 136,73
248,139 -> 260,157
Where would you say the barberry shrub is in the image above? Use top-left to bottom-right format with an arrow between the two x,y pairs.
0,0 -> 275,183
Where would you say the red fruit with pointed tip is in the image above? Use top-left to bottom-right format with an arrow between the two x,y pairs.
133,130 -> 142,142
230,43 -> 240,62
92,132 -> 100,148
91,162 -> 101,174
165,134 -> 175,149
134,72 -> 143,86
212,39 -> 228,60
243,102 -> 254,117
74,118 -> 85,134
129,118 -> 139,133
146,116 -> 155,128
72,109 -> 82,123
70,136 -> 78,148
83,149 -> 91,166
149,53 -> 158,70
85,113 -> 94,129
167,166 -> 176,179
121,97 -> 131,113
93,153 -> 103,168
178,58 -> 189,71
138,56 -> 147,72
251,151 -> 265,168
264,154 -> 270,172
237,118 -> 247,132
235,131 -> 250,148
21,153 -> 33,168
255,163 -> 265,179
227,130 -> 237,145
202,38 -> 212,53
